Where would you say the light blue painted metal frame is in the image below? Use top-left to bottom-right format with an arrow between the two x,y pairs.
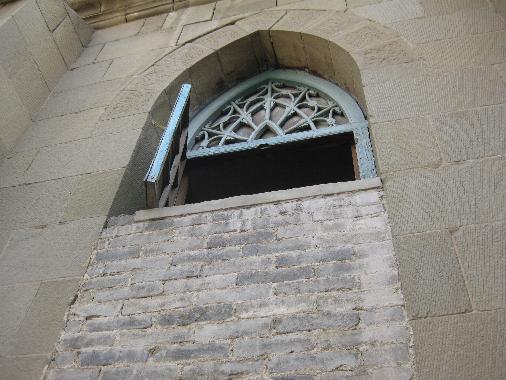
188,69 -> 377,179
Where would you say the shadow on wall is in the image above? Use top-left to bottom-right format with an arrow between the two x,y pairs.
108,28 -> 367,217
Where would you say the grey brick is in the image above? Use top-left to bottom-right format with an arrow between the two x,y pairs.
206,229 -> 275,248
319,325 -> 411,349
237,266 -> 313,285
275,247 -> 354,267
152,342 -> 229,362
71,302 -> 122,318
144,238 -> 206,256
79,348 -> 149,366
195,318 -> 272,342
99,365 -> 179,380
273,312 -> 359,333
235,295 -> 316,318
117,327 -> 192,346
269,351 -> 359,372
101,256 -> 172,276
82,275 -> 130,290
362,344 -> 410,366
53,351 -> 76,368
193,284 -> 272,305
60,332 -> 116,349
181,360 -> 263,379
86,315 -> 152,332
360,307 -> 407,326
243,237 -> 313,256
171,247 -> 241,265
132,263 -> 201,283
201,256 -> 275,276
94,282 -> 163,302
233,333 -> 314,358
95,246 -> 140,262
274,276 -> 358,296
47,368 -> 99,380
164,273 -> 237,294
156,304 -> 234,327
122,294 -> 193,315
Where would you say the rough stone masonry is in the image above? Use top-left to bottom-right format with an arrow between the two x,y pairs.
46,187 -> 414,379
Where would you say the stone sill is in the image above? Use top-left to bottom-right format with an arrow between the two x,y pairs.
134,177 -> 382,222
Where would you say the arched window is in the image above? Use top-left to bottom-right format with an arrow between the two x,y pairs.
145,70 -> 376,208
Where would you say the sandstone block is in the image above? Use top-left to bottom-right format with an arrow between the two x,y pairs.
213,0 -> 275,19
52,16 -> 83,66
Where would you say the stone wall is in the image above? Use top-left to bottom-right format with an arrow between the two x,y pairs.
0,0 -> 92,158
46,185 -> 414,379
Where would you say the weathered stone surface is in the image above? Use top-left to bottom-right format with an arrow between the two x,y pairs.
55,60 -> 110,91
36,0 -> 67,31
371,117 -> 441,173
453,221 -> 506,310
71,44 -> 103,68
163,2 -> 214,30
65,3 -> 93,46
0,355 -> 50,380
352,0 -> 422,23
52,16 -> 83,67
277,0 -> 346,11
412,310 -> 505,380
213,0 -> 274,19
419,0 -> 489,16
430,104 -> 506,163
8,278 -> 80,355
89,18 -> 144,46
0,217 -> 105,284
393,230 -> 472,318
14,0 -> 66,89
390,7 -> 505,44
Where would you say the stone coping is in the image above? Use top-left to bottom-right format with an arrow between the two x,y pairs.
135,177 -> 382,221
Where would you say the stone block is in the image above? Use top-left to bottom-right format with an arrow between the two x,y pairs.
59,331 -> 116,349
383,157 -> 506,234
419,0 -> 489,16
100,365 -> 178,380
163,273 -> 237,293
89,18 -> 143,46
242,237 -> 313,257
362,344 -> 410,366
15,107 -> 104,153
188,52 -> 226,106
365,66 -> 506,123
52,16 -> 83,67
389,7 -> 505,44
0,282 -> 39,356
156,304 -> 234,327
430,104 -> 506,163
139,13 -> 167,34
0,65 -> 31,157
103,48 -> 170,81
0,177 -> 74,229
354,38 -> 415,70
65,3 -> 93,46
274,276 -> 358,296
71,44 -> 103,68
352,0 -> 423,23
277,0 -> 346,10
117,326 -> 192,346
320,325 -> 410,349
0,149 -> 37,188
71,301 -> 122,318
235,295 -> 316,318
0,217 -> 104,284
38,76 -> 123,119
301,34 -> 334,81
0,355 -> 50,380
36,0 -> 66,31
453,221 -> 505,310
8,278 -> 80,355
62,169 -> 125,221
162,2 -> 214,30
213,0 -> 275,19
411,310 -> 505,380
24,127 -> 141,182
193,284 -> 272,305
235,9 -> 285,32
271,30 -> 307,69
417,31 -> 506,71
393,230 -> 471,318
275,247 -> 354,267
370,117 -> 441,174
96,30 -> 179,61
14,0 -> 66,89
93,112 -> 147,135
55,60 -> 110,91
95,282 -> 163,302
360,61 -> 431,86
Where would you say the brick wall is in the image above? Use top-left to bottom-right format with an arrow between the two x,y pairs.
47,187 -> 414,379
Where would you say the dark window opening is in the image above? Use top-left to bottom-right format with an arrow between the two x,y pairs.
178,133 -> 357,205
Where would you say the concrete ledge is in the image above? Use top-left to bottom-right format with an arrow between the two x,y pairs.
134,177 -> 382,221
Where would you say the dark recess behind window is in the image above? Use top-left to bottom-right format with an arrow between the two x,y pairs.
184,133 -> 356,204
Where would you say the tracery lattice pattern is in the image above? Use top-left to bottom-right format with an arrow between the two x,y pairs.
191,81 -> 348,150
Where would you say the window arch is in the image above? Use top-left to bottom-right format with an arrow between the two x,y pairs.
188,70 -> 376,179
145,70 -> 377,208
